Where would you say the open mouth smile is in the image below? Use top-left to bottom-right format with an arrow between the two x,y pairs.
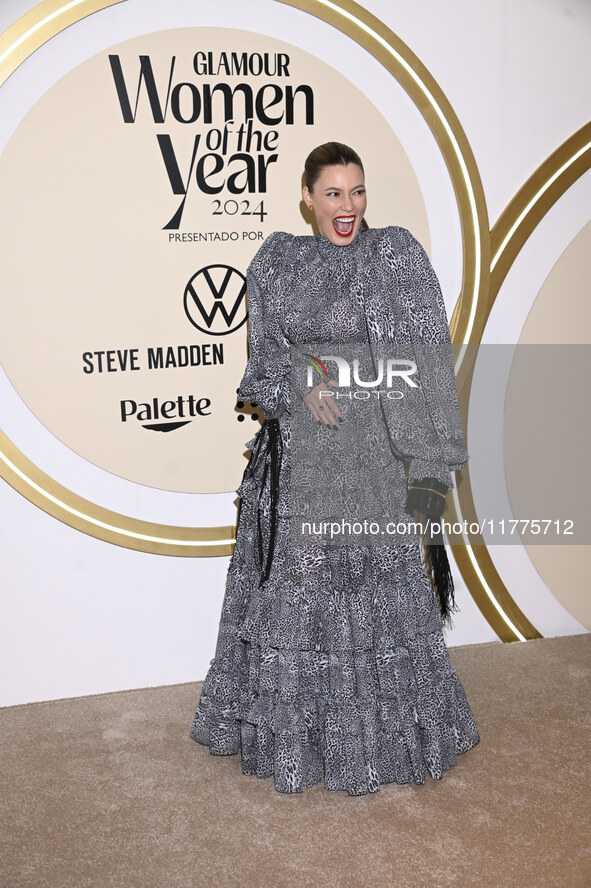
332,215 -> 356,237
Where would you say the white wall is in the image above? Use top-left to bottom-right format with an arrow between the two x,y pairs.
1,0 -> 589,706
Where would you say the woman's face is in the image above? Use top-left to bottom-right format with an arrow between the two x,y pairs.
303,163 -> 367,246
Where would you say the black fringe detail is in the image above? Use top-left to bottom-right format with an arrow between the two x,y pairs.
240,417 -> 283,588
424,521 -> 458,622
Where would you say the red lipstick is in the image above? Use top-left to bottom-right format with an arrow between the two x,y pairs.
332,215 -> 356,238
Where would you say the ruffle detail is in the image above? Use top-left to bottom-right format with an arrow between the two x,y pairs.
190,637 -> 480,794
232,539 -> 444,650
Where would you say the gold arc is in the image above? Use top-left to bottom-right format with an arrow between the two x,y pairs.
450,123 -> 591,642
490,123 -> 591,297
0,0 -> 127,87
0,429 -> 236,556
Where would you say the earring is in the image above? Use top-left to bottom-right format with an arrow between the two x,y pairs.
309,203 -> 314,210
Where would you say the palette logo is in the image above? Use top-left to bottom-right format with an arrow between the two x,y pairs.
120,393 -> 212,433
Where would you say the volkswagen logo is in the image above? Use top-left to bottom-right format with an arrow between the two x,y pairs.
183,264 -> 248,335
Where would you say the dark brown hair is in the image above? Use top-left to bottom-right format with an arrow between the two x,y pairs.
303,142 -> 365,191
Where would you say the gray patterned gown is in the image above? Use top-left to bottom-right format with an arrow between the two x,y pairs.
190,225 -> 480,795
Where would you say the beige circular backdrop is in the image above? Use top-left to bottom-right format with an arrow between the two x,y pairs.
0,27 -> 427,493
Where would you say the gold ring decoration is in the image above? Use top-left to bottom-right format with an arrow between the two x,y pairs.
449,123 -> 591,642
0,0 -> 126,88
0,428 -> 237,556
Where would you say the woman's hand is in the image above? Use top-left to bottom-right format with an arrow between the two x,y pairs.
302,379 -> 343,427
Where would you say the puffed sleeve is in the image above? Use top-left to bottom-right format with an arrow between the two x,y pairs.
386,227 -> 469,491
236,232 -> 294,420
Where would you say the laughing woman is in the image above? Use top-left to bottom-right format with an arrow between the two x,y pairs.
189,141 -> 480,795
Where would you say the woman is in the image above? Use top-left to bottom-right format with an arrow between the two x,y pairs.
190,142 -> 480,795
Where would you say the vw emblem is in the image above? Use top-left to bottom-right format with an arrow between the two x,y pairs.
183,264 -> 248,336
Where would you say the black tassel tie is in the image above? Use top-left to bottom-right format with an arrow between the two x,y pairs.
238,417 -> 283,588
424,522 -> 458,622
406,477 -> 458,622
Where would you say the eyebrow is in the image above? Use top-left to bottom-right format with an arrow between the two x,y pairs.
322,184 -> 365,191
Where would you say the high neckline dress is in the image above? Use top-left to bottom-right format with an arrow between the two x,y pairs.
189,226 -> 480,795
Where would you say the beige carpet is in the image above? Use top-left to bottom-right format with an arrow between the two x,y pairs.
1,634 -> 589,888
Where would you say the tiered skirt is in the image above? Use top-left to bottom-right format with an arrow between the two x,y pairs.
189,428 -> 480,795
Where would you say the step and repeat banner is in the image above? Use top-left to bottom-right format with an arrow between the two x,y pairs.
1,0 -> 588,647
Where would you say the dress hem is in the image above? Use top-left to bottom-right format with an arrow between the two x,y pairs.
189,721 -> 480,796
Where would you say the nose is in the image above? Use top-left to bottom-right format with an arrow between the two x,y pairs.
340,194 -> 354,212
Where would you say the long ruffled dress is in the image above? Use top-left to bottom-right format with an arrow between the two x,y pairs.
189,226 -> 480,795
